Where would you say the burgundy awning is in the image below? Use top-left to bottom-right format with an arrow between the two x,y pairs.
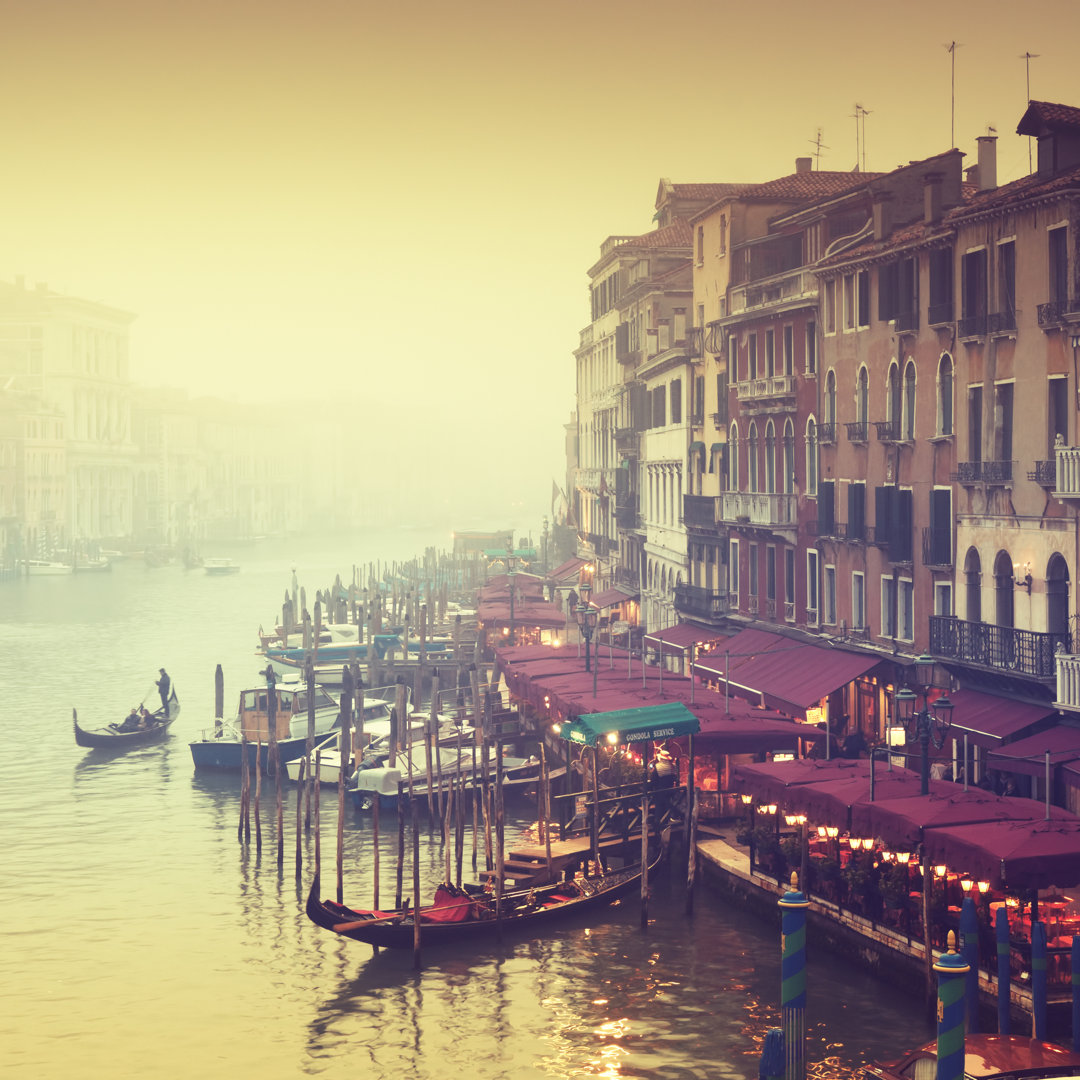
922,818 -> 1080,891
731,758 -> 872,805
589,587 -> 637,610
477,598 -> 567,629
644,623 -> 731,657
793,768 -> 946,830
547,557 -> 589,583
692,714 -> 823,756
988,724 -> 1080,777
946,688 -> 1057,749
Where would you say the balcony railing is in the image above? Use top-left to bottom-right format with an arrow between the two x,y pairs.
710,410 -> 727,428
922,526 -> 952,567
951,460 -> 1014,485
1037,299 -> 1080,329
784,601 -> 796,622
687,326 -> 704,359
747,595 -> 759,616
958,313 -> 988,339
930,615 -> 1068,680
818,422 -> 836,445
1028,460 -> 1056,487
705,322 -> 725,355
1056,653 -> 1080,712
1056,447 -> 1080,498
615,502 -> 638,529
895,308 -> 919,332
875,419 -> 901,442
928,302 -> 954,327
683,494 -> 719,529
809,520 -> 865,543
988,309 -> 1018,335
734,374 -> 797,401
728,270 -> 817,315
721,492 -> 798,528
846,421 -> 869,443
673,583 -> 727,623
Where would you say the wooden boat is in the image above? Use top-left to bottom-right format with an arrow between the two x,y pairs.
305,841 -> 665,949
73,690 -> 181,748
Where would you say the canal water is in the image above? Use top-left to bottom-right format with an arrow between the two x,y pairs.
2,530 -> 934,1079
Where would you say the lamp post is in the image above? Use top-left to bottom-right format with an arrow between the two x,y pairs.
575,581 -> 599,696
892,653 -> 953,796
507,551 -> 517,645
542,516 -> 549,576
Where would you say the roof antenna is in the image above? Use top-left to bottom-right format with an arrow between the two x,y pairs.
858,104 -> 872,172
809,127 -> 829,171
943,42 -> 963,148
1020,51 -> 1039,172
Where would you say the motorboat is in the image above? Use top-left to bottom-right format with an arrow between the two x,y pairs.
204,558 -> 240,576
23,559 -> 72,576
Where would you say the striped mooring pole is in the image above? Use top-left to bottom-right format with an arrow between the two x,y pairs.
1071,937 -> 1080,1052
778,871 -> 809,1080
995,906 -> 1010,1035
1032,919 -> 1048,1040
959,896 -> 979,1033
934,930 -> 970,1080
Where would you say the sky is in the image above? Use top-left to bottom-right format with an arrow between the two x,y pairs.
2,0 -> 1078,532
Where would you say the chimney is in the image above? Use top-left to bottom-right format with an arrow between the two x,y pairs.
924,172 -> 944,225
976,135 -> 997,191
795,157 -> 812,174
965,164 -> 979,188
872,192 -> 893,242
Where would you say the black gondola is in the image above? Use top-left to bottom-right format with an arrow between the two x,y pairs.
305,839 -> 666,949
73,691 -> 180,748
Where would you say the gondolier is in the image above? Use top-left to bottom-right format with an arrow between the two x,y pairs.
157,668 -> 171,716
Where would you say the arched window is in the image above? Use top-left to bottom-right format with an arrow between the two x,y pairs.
1048,553 -> 1071,641
765,420 -> 776,494
993,550 -> 1014,629
903,359 -> 917,440
964,547 -> 981,623
824,369 -> 837,428
938,353 -> 954,436
887,362 -> 901,432
805,416 -> 818,497
748,422 -> 759,492
783,418 -> 795,494
729,422 -> 739,491
856,365 -> 868,427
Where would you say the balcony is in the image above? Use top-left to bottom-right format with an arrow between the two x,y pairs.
784,600 -> 795,622
734,373 -> 797,402
705,322 -> 725,355
895,308 -> 919,332
682,494 -> 719,530
615,501 -> 638,529
674,583 -> 728,624
845,421 -> 869,443
928,302 -> 954,327
1028,460 -> 1056,487
721,492 -> 797,529
958,313 -> 988,339
950,460 -> 1013,486
930,615 -> 1068,681
687,326 -> 704,359
810,520 -> 865,543
1056,653 -> 1080,712
728,269 -> 817,315
922,526 -> 952,568
1037,299 -> 1080,329
747,595 -> 759,616
710,410 -> 727,428
1056,447 -> 1080,498
874,420 -> 900,442
818,422 -> 836,445
988,309 -> 1018,336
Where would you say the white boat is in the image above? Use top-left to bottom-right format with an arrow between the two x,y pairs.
204,558 -> 240,576
24,559 -> 73,576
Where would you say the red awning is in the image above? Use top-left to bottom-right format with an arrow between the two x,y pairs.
946,688 -> 1057,749
644,623 -> 731,657
988,724 -> 1080,777
548,557 -> 589,583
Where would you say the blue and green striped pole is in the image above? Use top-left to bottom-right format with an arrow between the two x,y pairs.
1032,918 -> 1047,1040
959,896 -> 979,1033
778,871 -> 809,1080
1071,937 -> 1080,1052
934,930 -> 970,1080
995,906 -> 1010,1034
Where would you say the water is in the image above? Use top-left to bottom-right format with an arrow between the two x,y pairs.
1,530 -> 934,1079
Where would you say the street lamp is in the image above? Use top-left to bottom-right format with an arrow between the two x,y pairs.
892,653 -> 953,796
575,581 -> 599,695
542,516 -> 549,576
507,549 -> 517,645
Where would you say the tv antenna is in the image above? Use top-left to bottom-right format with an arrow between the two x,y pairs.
852,103 -> 872,171
1020,51 -> 1039,171
809,127 -> 829,170
943,41 -> 963,147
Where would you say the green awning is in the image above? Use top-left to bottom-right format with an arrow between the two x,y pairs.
559,702 -> 700,747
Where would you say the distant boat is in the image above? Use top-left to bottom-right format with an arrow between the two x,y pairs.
73,557 -> 111,573
23,559 -> 73,576
204,558 -> 240,576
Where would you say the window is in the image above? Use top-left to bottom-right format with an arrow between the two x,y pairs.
993,382 -> 1014,464
881,577 -> 897,638
824,279 -> 836,334
696,226 -> 704,265
998,240 -> 1016,319
729,422 -> 739,490
748,335 -> 758,380
783,418 -> 795,494
652,386 -> 666,427
748,422 -> 759,492
670,379 -> 682,424
903,360 -> 916,440
843,274 -> 855,331
1049,376 -> 1069,453
765,329 -> 775,377
765,421 -> 776,494
928,488 -> 952,565
715,370 -> 728,426
887,363 -> 901,431
749,544 -> 759,600
818,479 -> 835,535
766,546 -> 776,603
824,369 -> 837,427
938,354 -> 954,436
806,550 -> 820,623
857,270 -> 870,328
852,572 -> 865,630
898,578 -> 914,641
928,248 -> 954,324
785,548 -> 796,617
783,325 -> 794,375
848,482 -> 865,541
1049,227 -> 1068,304
806,417 -> 818,497
968,386 -> 983,462
961,249 -> 988,320
824,565 -> 837,625
856,366 -> 869,426
719,214 -> 727,255
805,322 -> 817,374
934,582 -> 953,617
729,539 -> 740,597
693,374 -> 705,424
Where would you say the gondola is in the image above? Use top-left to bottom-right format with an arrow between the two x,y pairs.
305,838 -> 667,949
73,690 -> 180,748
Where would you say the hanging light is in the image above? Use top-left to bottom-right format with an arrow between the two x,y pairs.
861,838 -> 874,851
934,864 -> 947,878
881,851 -> 894,862
896,851 -> 911,865
825,826 -> 839,838
977,881 -> 990,894
795,814 -> 807,826
960,879 -> 973,893
766,804 -> 778,815
785,814 -> 798,827
740,793 -> 753,805
817,826 -> 828,838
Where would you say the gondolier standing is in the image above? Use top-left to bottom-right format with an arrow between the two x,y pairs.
157,668 -> 171,717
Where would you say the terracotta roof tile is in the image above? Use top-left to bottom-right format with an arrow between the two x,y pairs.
1018,100 -> 1080,135
615,218 -> 693,253
670,183 -> 749,200
951,161 -> 1080,216
738,170 -> 883,203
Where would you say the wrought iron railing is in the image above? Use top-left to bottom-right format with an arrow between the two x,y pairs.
922,526 -> 952,567
928,302 -> 953,326
875,419 -> 900,442
1028,460 -> 1056,487
818,422 -> 836,444
682,494 -> 719,529
895,308 -> 919,332
784,601 -> 796,622
673,584 -> 727,622
1037,299 -> 1080,328
988,309 -> 1018,335
958,313 -> 987,338
846,421 -> 868,443
929,615 -> 1068,680
687,326 -> 704,359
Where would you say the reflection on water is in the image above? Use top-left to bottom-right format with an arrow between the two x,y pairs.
3,532 -> 934,1079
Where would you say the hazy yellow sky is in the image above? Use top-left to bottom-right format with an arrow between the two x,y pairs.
2,0 -> 1078,525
